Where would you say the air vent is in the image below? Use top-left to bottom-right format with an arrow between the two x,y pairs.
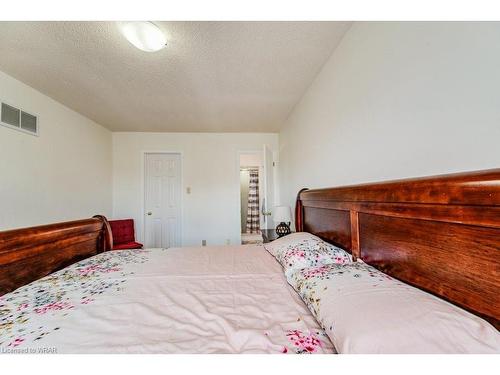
1,103 -> 20,127
1,102 -> 39,135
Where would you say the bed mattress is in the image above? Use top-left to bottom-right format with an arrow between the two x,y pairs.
0,245 -> 335,354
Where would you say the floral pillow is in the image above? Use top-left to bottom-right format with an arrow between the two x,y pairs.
264,232 -> 352,275
287,261 -> 500,354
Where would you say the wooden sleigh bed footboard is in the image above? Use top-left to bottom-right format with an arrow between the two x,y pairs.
295,169 -> 500,329
0,215 -> 112,295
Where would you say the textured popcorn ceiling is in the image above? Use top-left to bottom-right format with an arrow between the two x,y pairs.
0,21 -> 351,132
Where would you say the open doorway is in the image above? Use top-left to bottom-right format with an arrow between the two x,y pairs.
240,152 -> 264,244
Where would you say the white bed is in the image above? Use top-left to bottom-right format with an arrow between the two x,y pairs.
0,245 -> 335,354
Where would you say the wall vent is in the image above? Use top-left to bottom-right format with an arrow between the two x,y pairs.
1,102 -> 39,135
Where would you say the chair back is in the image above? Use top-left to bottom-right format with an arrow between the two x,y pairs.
109,219 -> 136,245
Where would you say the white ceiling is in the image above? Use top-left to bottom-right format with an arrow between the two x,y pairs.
0,22 -> 350,132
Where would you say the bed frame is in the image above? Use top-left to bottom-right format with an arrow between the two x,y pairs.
295,169 -> 500,329
0,170 -> 498,330
0,215 -> 112,295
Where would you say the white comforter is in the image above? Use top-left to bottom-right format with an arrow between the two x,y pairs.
0,245 -> 334,354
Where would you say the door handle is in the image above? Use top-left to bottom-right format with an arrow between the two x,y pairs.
146,212 -> 152,216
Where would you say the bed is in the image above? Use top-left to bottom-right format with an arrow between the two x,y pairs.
0,169 -> 499,353
0,243 -> 333,353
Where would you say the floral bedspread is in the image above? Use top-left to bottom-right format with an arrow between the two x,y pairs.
0,246 -> 335,354
286,261 -> 500,353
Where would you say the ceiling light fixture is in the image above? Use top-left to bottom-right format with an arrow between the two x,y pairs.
120,21 -> 167,52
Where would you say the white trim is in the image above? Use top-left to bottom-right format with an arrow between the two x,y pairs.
0,99 -> 40,137
141,150 -> 184,247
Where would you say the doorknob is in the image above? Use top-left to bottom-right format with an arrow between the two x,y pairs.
146,211 -> 152,216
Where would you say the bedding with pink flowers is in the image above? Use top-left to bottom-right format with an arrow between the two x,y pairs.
286,261 -> 500,354
0,245 -> 335,354
264,232 -> 352,276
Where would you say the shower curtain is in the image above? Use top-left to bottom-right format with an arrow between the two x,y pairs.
245,169 -> 260,234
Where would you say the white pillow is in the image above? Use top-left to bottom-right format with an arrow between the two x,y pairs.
288,262 -> 500,353
263,232 -> 352,277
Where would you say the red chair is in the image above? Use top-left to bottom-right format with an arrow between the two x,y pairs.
109,219 -> 143,250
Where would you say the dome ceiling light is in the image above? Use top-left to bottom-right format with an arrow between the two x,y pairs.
120,21 -> 167,52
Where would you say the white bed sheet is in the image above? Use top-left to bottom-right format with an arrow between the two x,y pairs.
0,245 -> 334,354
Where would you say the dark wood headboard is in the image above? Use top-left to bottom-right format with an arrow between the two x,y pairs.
0,215 -> 112,295
295,169 -> 500,329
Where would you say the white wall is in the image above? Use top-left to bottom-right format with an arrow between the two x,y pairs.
0,71 -> 112,230
240,153 -> 262,167
112,132 -> 278,246
279,22 -> 500,216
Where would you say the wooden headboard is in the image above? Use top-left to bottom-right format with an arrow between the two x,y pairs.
295,169 -> 500,329
0,215 -> 112,295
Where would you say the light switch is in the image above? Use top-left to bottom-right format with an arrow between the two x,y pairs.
186,187 -> 191,194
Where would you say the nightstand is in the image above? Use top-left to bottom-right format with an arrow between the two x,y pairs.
262,229 -> 288,243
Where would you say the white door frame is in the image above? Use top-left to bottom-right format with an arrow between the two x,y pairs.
141,151 -> 183,247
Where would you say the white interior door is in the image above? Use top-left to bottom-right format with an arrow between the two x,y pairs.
144,153 -> 181,248
261,144 -> 275,230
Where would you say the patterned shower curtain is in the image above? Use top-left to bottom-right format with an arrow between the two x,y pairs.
246,169 -> 260,234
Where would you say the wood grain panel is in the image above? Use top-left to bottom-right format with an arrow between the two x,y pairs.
359,213 -> 500,327
301,169 -> 500,206
301,200 -> 500,229
303,207 -> 351,252
0,216 -> 112,295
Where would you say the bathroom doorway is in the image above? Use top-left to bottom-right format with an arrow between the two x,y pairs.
239,152 -> 264,244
